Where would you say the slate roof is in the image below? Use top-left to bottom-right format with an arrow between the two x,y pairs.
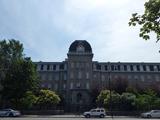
69,40 -> 92,52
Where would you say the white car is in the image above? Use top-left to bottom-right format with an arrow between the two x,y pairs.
83,108 -> 106,118
141,110 -> 160,118
0,109 -> 21,117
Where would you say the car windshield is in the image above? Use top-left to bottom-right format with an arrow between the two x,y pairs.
2,109 -> 13,111
90,109 -> 96,112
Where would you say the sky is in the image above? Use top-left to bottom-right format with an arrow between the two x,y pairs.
0,0 -> 160,62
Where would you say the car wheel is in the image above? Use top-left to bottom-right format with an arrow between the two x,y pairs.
86,114 -> 91,118
100,114 -> 105,118
147,115 -> 151,118
9,113 -> 14,117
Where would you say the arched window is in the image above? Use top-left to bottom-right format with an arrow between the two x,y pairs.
76,93 -> 82,103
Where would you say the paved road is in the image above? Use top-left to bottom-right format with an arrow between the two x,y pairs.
0,115 -> 159,120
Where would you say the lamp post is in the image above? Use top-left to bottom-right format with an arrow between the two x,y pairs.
108,63 -> 113,118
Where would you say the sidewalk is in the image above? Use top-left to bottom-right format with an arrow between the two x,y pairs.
22,114 -> 84,118
22,114 -> 138,118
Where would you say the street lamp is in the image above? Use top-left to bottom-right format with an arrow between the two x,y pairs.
108,62 -> 113,118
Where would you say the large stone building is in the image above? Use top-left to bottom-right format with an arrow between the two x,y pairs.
35,40 -> 160,111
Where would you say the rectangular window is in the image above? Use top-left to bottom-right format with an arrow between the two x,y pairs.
86,83 -> 89,89
76,62 -> 79,68
102,75 -> 105,81
136,65 -> 140,71
41,65 -> 44,70
42,74 -> 46,80
71,62 -> 74,68
111,65 -> 114,71
118,65 -> 120,71
157,65 -> 160,71
96,64 -> 101,70
70,83 -> 73,89
64,73 -> 67,80
49,74 -> 52,80
53,65 -> 56,70
124,65 -> 127,71
86,72 -> 89,79
86,63 -> 89,67
114,66 -> 118,71
60,64 -> 64,70
155,75 -> 159,81
55,74 -> 59,80
130,65 -> 133,71
149,65 -> 154,71
105,65 -> 108,71
47,65 -> 50,70
143,65 -> 146,71
76,83 -> 80,88
54,84 -> 58,90
78,71 -> 82,79
141,75 -> 145,82
63,84 -> 66,89
70,72 -> 74,79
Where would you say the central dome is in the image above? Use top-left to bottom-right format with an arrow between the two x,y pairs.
69,40 -> 92,53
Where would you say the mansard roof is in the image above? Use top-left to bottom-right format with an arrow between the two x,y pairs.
69,40 -> 92,53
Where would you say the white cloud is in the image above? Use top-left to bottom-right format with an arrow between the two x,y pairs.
0,0 -> 160,62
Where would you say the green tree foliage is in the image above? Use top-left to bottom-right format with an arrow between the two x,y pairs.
129,0 -> 160,41
120,92 -> 136,110
0,39 -> 39,108
97,89 -> 160,111
104,92 -> 121,110
0,40 -> 23,88
135,89 -> 159,110
96,90 -> 110,107
20,91 -> 37,109
36,89 -> 61,109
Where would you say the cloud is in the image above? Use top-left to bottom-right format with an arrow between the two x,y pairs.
0,0 -> 160,62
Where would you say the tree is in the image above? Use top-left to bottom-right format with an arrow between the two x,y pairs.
104,91 -> 121,111
129,0 -> 160,41
96,90 -> 110,107
1,58 -> 39,108
134,89 -> 158,110
120,92 -> 136,111
0,39 -> 23,89
0,39 -> 39,108
36,89 -> 61,109
20,91 -> 37,109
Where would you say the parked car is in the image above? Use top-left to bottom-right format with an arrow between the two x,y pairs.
83,108 -> 106,118
0,109 -> 21,117
141,110 -> 160,118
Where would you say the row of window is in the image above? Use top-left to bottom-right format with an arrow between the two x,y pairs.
39,72 -> 90,81
37,64 -> 65,71
70,72 -> 89,79
39,74 -> 67,81
93,74 -> 160,82
70,82 -> 90,89
37,62 -> 90,71
70,62 -> 90,68
95,64 -> 160,72
41,83 -> 90,90
37,63 -> 160,72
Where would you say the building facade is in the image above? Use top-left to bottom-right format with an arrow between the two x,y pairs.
35,40 -> 160,111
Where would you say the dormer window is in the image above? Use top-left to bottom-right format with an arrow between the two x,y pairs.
76,44 -> 85,52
